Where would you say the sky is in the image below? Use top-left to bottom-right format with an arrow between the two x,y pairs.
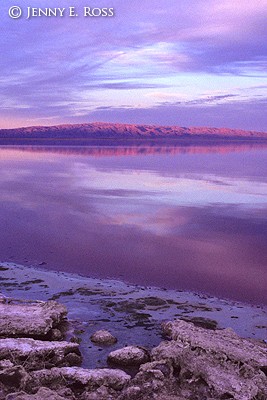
1,0 -> 267,130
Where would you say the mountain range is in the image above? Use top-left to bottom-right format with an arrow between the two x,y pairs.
0,122 -> 267,142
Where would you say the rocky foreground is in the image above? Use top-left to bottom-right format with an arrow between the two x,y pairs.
0,296 -> 266,400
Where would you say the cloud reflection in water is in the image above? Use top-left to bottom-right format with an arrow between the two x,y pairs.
0,145 -> 266,304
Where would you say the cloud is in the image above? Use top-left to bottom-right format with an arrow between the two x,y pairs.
76,97 -> 267,132
0,0 -> 266,128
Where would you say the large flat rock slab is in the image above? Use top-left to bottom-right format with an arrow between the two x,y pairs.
0,300 -> 67,339
0,338 -> 81,369
151,319 -> 267,400
31,367 -> 131,390
161,319 -> 267,367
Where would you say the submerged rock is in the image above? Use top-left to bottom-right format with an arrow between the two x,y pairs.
90,330 -> 117,345
0,300 -> 67,339
108,346 -> 150,366
180,315 -> 218,330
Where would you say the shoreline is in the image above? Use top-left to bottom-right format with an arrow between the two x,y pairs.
1,138 -> 267,147
1,141 -> 267,158
1,261 -> 266,371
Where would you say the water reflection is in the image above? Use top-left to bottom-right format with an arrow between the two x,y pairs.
1,142 -> 267,157
0,145 -> 266,304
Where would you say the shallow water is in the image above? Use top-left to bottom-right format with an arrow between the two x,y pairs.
0,144 -> 267,305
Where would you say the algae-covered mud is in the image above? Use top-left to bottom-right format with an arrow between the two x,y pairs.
0,262 -> 266,370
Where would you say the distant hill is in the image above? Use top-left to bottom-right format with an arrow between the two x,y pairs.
0,122 -> 267,143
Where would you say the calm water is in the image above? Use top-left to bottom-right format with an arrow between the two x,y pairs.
0,144 -> 267,305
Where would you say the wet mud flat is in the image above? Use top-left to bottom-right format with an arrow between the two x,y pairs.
0,262 -> 266,372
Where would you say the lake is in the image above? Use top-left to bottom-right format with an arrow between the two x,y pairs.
0,143 -> 267,305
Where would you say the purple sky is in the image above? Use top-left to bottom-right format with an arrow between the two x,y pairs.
1,0 -> 266,130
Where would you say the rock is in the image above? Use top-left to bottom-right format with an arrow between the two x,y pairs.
122,361 -> 172,399
0,338 -> 81,370
56,387 -> 75,399
0,300 -> 67,339
90,330 -> 117,346
31,367 -> 131,391
69,336 -> 81,344
117,385 -> 141,399
152,319 -> 267,400
6,387 -> 68,399
51,329 -> 63,341
139,360 -> 173,378
161,319 -> 267,368
0,359 -> 14,369
0,366 -> 28,388
80,385 -> 116,399
108,346 -> 150,366
64,353 -> 82,366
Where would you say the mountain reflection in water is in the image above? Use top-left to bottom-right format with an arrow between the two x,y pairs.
0,144 -> 266,305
